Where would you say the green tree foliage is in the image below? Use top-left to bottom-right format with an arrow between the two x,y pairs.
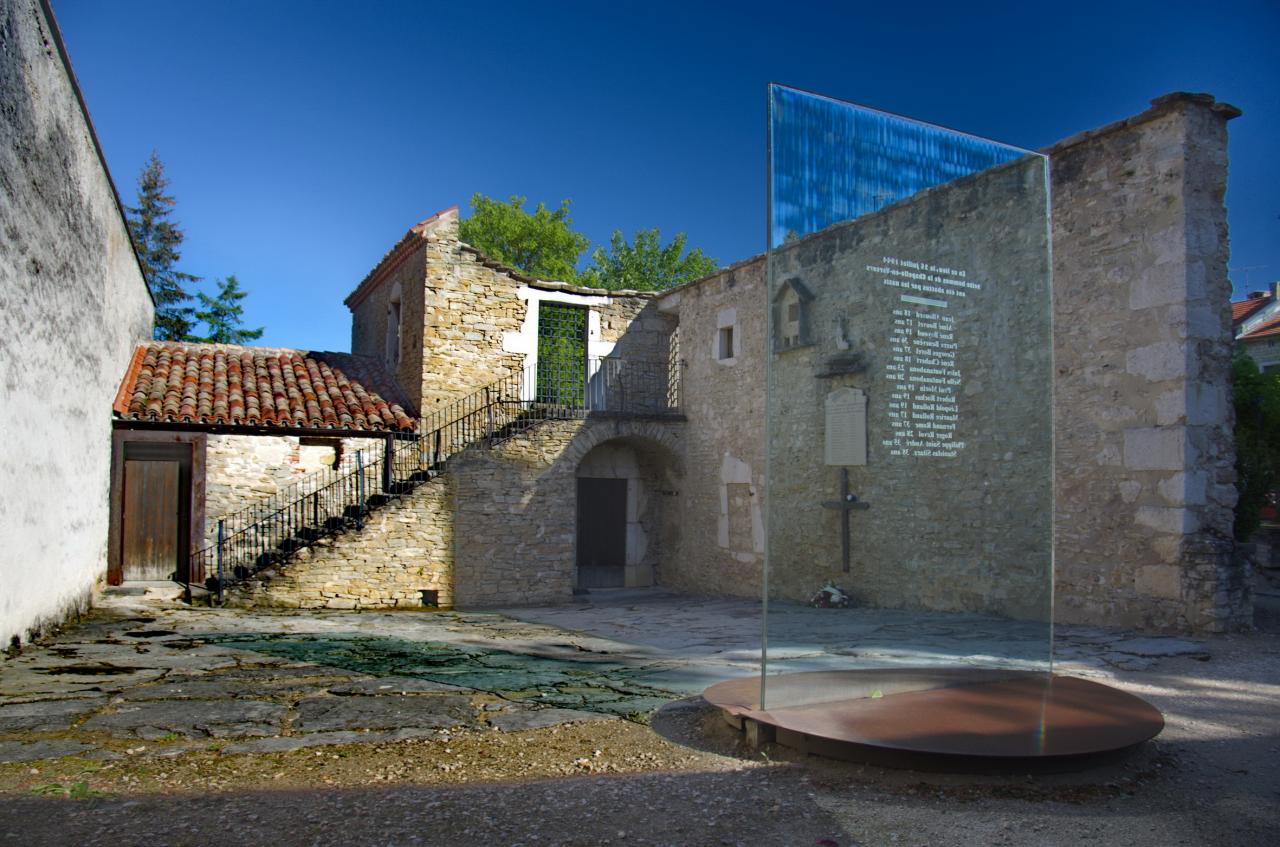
1232,351 -> 1280,540
127,152 -> 201,340
580,228 -> 718,292
458,194 -> 588,282
193,275 -> 264,344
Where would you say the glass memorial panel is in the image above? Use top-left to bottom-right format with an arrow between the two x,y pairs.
762,85 -> 1054,710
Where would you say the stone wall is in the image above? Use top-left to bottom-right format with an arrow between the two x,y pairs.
226,416 -> 683,610
226,474 -> 453,610
202,433 -> 385,548
347,208 -> 664,415
0,0 -> 155,645
1049,93 -> 1246,632
452,417 -> 683,606
658,93 -> 1245,633
237,94 -> 1243,633
765,156 -> 1054,618
655,260 -> 768,597
348,237 -> 428,408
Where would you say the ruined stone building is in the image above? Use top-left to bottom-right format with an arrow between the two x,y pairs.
101,92 -> 1248,635
0,0 -> 1249,649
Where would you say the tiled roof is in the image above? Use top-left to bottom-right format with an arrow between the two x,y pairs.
113,343 -> 416,431
1241,314 -> 1280,341
344,207 -> 457,310
1232,295 -> 1271,324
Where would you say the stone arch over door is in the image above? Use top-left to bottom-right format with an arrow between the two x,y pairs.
570,423 -> 683,590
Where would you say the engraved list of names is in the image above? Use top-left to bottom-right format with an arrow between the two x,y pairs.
865,256 -> 981,459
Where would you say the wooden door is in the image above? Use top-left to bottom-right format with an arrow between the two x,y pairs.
576,477 -> 627,588
121,443 -> 192,581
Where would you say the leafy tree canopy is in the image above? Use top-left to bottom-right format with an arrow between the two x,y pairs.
127,151 -> 201,340
193,275 -> 264,345
458,194 -> 588,283
581,228 -> 718,292
1232,351 -> 1280,540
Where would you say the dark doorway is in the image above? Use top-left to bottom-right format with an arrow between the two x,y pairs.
120,442 -> 193,582
576,477 -> 627,588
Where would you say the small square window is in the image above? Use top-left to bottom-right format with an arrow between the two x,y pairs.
718,326 -> 735,360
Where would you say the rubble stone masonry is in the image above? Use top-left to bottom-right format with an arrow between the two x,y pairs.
233,94 -> 1245,633
347,209 -> 664,415
656,92 -> 1246,633
201,434 -> 385,548
1049,93 -> 1246,632
226,473 -> 454,610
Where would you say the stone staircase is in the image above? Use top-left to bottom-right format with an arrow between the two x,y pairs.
190,357 -> 679,604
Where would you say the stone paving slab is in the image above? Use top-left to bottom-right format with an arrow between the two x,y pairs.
221,727 -> 447,755
0,739 -> 97,763
0,588 -> 1218,764
114,678 -> 316,702
486,707 -> 616,732
292,694 -> 474,733
327,678 -> 468,696
82,699 -> 287,740
0,699 -> 103,733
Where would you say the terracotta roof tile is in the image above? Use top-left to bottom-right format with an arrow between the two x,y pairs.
113,342 -> 416,432
1233,296 -> 1270,324
1241,314 -> 1280,341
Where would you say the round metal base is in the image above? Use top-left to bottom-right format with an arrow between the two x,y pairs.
704,669 -> 1164,772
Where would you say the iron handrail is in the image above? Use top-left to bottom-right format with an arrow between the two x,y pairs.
187,356 -> 680,600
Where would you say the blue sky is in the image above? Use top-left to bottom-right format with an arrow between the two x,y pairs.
55,0 -> 1279,352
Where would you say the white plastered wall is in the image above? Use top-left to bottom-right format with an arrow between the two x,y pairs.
0,0 -> 154,644
502,285 -> 617,382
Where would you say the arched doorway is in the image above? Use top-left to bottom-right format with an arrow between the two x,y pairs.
574,436 -> 681,590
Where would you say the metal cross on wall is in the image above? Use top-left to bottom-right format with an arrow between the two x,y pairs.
820,467 -> 869,573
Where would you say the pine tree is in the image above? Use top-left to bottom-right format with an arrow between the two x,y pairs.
193,275 -> 264,344
128,152 -> 200,340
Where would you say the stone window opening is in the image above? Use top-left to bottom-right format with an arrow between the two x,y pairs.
718,326 -> 735,360
299,436 -> 343,469
772,276 -> 814,352
385,282 -> 403,367
714,307 -> 739,366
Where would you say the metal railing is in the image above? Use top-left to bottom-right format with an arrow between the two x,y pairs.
187,356 -> 680,601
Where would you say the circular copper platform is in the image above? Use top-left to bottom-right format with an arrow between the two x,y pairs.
704,668 -> 1164,771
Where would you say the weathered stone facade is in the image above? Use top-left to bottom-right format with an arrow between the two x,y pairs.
219,94 -> 1245,634
202,434 -> 384,548
655,259 -> 768,597
346,208 -> 669,413
451,418 -> 683,607
1,0 -> 154,645
1049,93 -> 1246,632
651,93 -> 1246,633
765,155 -> 1054,618
227,474 -> 453,610
229,417 -> 683,610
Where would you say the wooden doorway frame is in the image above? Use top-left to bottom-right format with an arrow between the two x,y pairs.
108,429 -> 206,585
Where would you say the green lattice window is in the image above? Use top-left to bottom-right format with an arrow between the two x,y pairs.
536,303 -> 587,408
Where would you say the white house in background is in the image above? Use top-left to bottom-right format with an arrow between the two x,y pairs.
1232,283 -> 1280,374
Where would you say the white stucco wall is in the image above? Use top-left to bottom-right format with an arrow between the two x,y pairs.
0,0 -> 154,645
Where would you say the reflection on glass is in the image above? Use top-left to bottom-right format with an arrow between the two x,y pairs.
763,85 -> 1053,710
